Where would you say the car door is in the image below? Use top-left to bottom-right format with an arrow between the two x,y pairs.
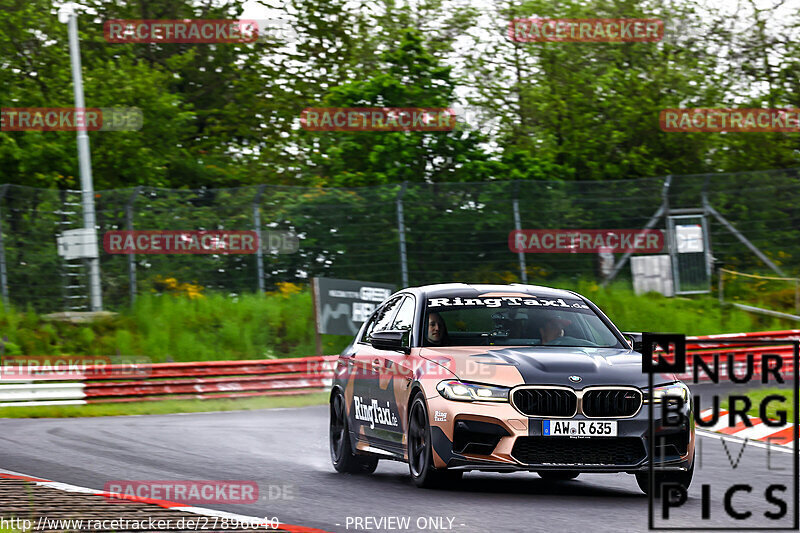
370,294 -> 417,449
350,295 -> 404,447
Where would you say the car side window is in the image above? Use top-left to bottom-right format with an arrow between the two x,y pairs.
359,312 -> 380,344
390,296 -> 415,332
363,296 -> 403,340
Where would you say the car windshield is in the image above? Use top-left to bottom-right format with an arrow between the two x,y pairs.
423,294 -> 622,348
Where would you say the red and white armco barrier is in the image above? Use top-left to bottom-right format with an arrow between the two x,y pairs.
687,329 -> 800,348
0,356 -> 337,407
697,409 -> 795,448
674,330 -> 799,382
0,329 -> 797,407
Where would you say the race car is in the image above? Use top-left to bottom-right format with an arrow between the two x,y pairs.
329,283 -> 694,494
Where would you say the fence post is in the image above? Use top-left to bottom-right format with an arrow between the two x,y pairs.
253,185 -> 266,294
0,185 -> 9,306
396,182 -> 409,287
701,174 -> 715,278
703,202 -> 786,277
512,181 -> 527,283
603,175 -> 672,285
795,279 -> 799,316
125,187 -> 141,305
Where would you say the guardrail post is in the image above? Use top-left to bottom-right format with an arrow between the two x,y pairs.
253,185 -> 266,294
512,181 -> 527,283
125,187 -> 141,305
396,182 -> 409,287
0,185 -> 9,306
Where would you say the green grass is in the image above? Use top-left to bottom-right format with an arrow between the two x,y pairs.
0,392 -> 329,419
0,290 -> 352,362
720,388 -> 796,423
0,281 -> 795,364
553,280 -> 793,336
718,271 -> 800,316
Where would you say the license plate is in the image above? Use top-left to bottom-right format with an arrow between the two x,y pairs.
542,420 -> 617,437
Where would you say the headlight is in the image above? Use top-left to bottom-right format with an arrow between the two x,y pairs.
643,382 -> 689,404
436,380 -> 510,402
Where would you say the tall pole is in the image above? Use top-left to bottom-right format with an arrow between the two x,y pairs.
63,5 -> 102,311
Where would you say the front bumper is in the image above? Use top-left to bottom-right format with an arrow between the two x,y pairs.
426,394 -> 694,473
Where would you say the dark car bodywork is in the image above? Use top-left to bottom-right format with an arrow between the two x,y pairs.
330,283 -> 695,475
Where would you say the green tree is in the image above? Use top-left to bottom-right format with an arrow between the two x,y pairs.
300,30 -> 494,186
464,0 -> 731,180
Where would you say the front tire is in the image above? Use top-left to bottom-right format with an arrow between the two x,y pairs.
408,393 -> 462,488
635,461 -> 694,497
330,392 -> 378,474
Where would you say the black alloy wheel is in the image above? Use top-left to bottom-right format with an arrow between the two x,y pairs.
408,393 -> 462,488
330,392 -> 378,474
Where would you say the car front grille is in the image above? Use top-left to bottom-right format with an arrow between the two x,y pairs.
582,389 -> 642,417
512,388 -> 576,417
511,437 -> 646,466
512,386 -> 643,418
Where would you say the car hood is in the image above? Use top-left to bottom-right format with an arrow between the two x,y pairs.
419,346 -> 672,388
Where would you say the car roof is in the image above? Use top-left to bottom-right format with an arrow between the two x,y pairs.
396,283 -> 580,300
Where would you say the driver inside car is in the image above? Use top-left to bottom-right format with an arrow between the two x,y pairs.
539,313 -> 572,344
426,312 -> 449,346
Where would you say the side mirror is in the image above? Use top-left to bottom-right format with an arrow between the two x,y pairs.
623,332 -> 643,352
369,330 -> 410,353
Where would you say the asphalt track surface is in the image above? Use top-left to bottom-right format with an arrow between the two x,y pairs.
1,400 -> 797,533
